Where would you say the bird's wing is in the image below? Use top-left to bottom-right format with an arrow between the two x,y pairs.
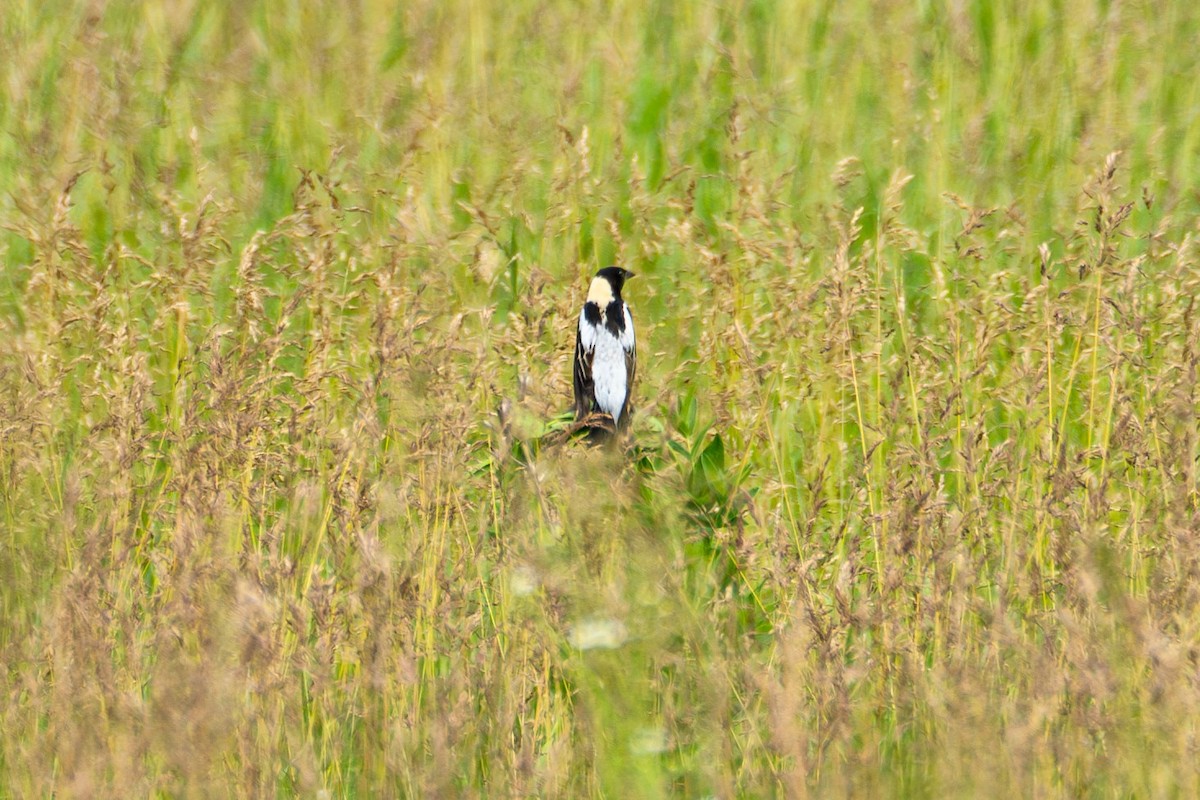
573,309 -> 596,419
621,304 -> 636,426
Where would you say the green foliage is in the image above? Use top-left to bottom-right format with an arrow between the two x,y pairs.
670,394 -> 752,532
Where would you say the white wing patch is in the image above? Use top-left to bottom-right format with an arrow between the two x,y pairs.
620,305 -> 635,353
591,329 -> 628,424
578,307 -> 598,352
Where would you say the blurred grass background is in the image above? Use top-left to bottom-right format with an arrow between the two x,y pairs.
3,0 -> 1200,796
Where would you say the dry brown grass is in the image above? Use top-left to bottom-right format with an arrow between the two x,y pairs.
5,1 -> 1200,797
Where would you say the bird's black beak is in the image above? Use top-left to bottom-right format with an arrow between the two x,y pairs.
624,270 -> 636,279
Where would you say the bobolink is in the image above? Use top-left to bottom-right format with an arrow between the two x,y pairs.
573,266 -> 636,437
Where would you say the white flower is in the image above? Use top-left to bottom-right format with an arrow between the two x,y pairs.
630,727 -> 668,755
509,565 -> 538,597
568,617 -> 628,650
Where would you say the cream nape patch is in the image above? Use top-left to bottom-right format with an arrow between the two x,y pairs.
586,276 -> 615,305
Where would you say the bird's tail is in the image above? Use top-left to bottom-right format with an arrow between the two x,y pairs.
574,411 -> 622,445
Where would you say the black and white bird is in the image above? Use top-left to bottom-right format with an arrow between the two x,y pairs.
573,266 -> 636,437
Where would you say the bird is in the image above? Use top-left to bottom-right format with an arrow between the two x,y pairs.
573,266 -> 636,439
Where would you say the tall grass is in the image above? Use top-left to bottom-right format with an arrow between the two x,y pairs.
3,0 -> 1200,796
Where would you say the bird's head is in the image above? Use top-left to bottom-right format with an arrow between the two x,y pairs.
591,266 -> 635,301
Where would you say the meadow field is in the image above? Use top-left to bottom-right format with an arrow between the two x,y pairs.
4,0 -> 1200,796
